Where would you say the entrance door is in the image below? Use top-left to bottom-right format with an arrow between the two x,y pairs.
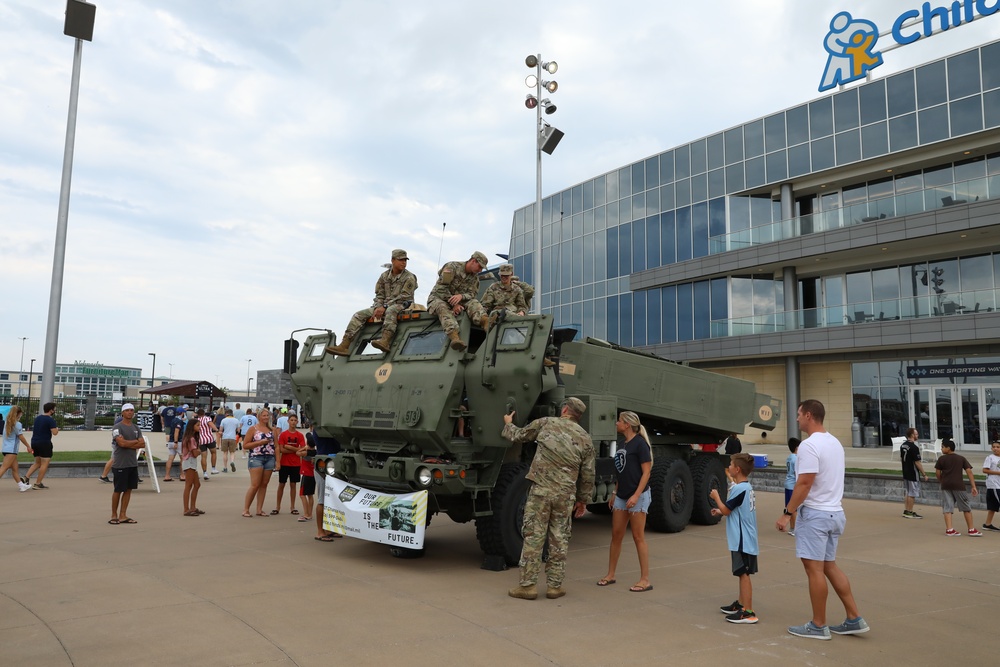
909,386 -> 988,451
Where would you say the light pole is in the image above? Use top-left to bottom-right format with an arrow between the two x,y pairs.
40,1 -> 97,405
246,359 -> 252,398
168,363 -> 174,379
28,359 -> 36,402
17,337 -> 27,397
523,54 -> 562,315
147,352 -> 155,407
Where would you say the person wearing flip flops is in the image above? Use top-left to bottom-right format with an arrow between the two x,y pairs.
776,400 -> 869,640
273,414 -> 304,516
597,411 -> 653,593
180,419 -> 204,516
242,408 -> 276,518
710,453 -> 759,624
108,404 -> 143,525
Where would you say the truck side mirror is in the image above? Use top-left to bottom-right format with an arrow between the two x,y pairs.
283,338 -> 299,374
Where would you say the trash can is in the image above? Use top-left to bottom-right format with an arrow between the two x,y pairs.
863,426 -> 878,447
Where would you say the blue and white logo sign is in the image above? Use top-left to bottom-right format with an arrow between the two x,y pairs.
819,11 -> 883,92
819,2 -> 1000,92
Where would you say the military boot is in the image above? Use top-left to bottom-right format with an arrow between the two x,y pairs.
371,330 -> 394,353
546,586 -> 566,599
325,335 -> 354,356
508,584 -> 538,600
478,314 -> 490,333
447,330 -> 467,351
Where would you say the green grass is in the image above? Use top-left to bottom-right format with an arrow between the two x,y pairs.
16,451 -> 160,463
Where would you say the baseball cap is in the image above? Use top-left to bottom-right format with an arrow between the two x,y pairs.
499,263 -> 514,276
177,406 -> 186,414
471,251 -> 488,267
281,407 -> 288,413
392,249 -> 409,260
121,403 -> 135,412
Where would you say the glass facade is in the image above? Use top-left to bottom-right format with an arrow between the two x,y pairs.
54,363 -> 143,397
508,38 -> 1000,346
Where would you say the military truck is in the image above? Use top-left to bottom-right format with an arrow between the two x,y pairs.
286,312 -> 780,566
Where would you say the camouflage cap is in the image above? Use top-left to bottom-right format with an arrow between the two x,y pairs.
499,263 -> 514,275
470,251 -> 488,268
564,397 -> 586,415
392,249 -> 409,260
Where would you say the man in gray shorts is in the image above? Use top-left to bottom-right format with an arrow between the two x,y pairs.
776,399 -> 868,640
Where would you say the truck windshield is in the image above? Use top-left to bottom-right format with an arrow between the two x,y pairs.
499,326 -> 529,346
400,330 -> 448,356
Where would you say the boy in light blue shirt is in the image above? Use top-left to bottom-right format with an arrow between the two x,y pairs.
785,438 -> 800,535
710,453 -> 759,624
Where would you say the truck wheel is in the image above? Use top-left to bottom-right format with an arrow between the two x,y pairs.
647,458 -> 694,533
689,454 -> 727,525
389,546 -> 425,559
476,462 -> 533,567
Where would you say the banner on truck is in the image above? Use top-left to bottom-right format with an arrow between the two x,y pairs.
323,477 -> 428,549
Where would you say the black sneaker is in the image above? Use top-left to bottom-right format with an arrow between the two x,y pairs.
726,609 -> 758,624
20,475 -> 28,484
99,476 -> 112,483
720,600 -> 743,614
903,510 -> 923,519
983,524 -> 1000,532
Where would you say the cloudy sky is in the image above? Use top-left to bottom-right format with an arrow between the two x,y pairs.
2,0 -> 998,392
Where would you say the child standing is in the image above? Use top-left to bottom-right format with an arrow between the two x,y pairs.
934,439 -> 982,536
982,440 -> 1000,531
181,420 -> 203,516
710,453 -> 759,624
900,427 -> 928,519
298,422 -> 316,523
784,438 -> 800,536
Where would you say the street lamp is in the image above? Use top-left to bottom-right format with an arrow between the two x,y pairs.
246,358 -> 252,398
40,1 -> 97,405
18,337 -> 27,397
147,352 -> 155,407
168,362 -> 174,379
523,53 -> 563,315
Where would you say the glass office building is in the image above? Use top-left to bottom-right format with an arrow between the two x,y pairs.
508,37 -> 1000,451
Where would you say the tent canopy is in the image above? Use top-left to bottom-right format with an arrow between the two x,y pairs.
140,380 -> 227,400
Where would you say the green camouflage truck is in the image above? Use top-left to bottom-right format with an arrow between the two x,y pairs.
286,311 -> 780,565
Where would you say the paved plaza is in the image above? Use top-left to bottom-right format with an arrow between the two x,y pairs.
1,431 -> 997,666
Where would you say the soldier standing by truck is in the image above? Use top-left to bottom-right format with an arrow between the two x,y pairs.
327,249 -> 418,355
427,251 -> 489,351
502,397 -> 596,600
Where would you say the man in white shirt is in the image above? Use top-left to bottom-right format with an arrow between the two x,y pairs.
776,399 -> 868,640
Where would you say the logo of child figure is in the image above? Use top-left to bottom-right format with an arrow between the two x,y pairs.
819,11 -> 883,92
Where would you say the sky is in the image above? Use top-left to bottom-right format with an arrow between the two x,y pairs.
2,0 -> 999,392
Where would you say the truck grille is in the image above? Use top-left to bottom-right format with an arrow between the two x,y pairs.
351,410 -> 397,429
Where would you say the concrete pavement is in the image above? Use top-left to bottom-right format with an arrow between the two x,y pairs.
2,430 -> 998,666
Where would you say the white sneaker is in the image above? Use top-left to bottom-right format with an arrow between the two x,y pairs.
18,482 -> 32,492
210,468 -> 220,474
203,473 -> 210,480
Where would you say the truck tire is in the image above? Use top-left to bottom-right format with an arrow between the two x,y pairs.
476,462 -> 533,566
647,458 -> 694,533
689,454 -> 727,525
389,546 -> 425,559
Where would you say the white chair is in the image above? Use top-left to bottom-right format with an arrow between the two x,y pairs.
889,436 -> 906,460
921,438 -> 943,460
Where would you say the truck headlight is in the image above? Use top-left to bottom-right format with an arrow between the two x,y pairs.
415,466 -> 433,487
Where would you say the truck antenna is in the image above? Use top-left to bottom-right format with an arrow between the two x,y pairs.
436,222 -> 446,268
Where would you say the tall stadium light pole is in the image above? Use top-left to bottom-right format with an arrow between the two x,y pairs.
523,54 -> 561,315
147,352 -> 156,406
28,360 -> 36,401
17,337 -> 27,397
246,359 -> 252,398
41,1 -> 97,405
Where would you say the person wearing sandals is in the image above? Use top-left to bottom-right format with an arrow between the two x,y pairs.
273,413 -> 304,516
181,420 -> 203,516
108,404 -> 143,525
242,408 -> 276,517
597,411 -> 653,593
1,406 -> 34,492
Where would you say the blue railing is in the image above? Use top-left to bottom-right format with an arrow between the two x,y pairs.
709,175 -> 1000,254
711,288 -> 1000,338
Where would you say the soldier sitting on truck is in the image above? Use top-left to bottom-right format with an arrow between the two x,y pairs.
426,251 -> 489,352
481,263 -> 527,328
326,248 -> 418,356
511,275 -> 534,311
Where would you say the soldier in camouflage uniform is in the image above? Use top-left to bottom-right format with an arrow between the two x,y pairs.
481,263 -> 527,328
501,397 -> 596,600
427,251 -> 489,352
512,275 -> 535,311
326,249 -> 418,355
